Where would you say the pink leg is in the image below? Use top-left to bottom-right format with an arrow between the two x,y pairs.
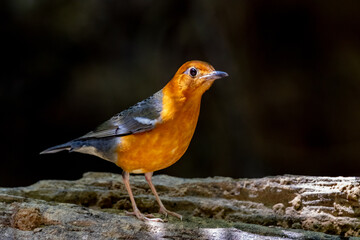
122,171 -> 163,222
145,172 -> 182,220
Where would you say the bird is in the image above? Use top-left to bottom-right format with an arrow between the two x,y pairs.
41,60 -> 228,221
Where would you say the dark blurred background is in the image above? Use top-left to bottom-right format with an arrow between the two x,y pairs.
1,0 -> 360,187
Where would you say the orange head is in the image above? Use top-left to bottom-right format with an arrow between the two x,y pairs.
170,60 -> 228,97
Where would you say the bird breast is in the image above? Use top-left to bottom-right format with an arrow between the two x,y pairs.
116,95 -> 202,174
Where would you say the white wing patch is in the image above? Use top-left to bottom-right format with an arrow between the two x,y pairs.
134,117 -> 158,125
134,117 -> 157,126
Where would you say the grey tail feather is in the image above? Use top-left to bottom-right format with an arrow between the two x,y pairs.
40,142 -> 72,154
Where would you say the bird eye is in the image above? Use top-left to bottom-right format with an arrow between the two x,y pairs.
189,67 -> 197,77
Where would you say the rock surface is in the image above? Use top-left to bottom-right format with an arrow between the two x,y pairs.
1,172 -> 360,239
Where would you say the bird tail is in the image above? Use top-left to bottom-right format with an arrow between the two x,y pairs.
40,137 -> 119,163
40,142 -> 73,154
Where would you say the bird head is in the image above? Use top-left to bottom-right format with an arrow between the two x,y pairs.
172,60 -> 228,97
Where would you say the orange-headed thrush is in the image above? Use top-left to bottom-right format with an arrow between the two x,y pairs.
41,60 -> 228,221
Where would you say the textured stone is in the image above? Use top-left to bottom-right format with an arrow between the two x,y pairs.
1,173 -> 360,239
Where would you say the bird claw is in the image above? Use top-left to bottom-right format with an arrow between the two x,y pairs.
159,207 -> 182,220
125,210 -> 164,222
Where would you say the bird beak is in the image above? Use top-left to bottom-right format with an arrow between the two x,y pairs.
200,70 -> 229,80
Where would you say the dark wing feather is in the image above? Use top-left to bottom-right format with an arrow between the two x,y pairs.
78,90 -> 163,139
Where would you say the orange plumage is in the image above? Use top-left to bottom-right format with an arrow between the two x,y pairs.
41,60 -> 228,221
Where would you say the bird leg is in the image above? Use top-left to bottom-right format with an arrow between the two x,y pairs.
122,171 -> 163,222
144,172 -> 183,220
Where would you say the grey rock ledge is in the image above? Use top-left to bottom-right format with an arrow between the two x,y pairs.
1,172 -> 360,239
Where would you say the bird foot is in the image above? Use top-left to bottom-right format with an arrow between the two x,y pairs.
159,206 -> 182,220
125,210 -> 164,222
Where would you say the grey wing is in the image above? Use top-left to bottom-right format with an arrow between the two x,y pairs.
78,90 -> 163,139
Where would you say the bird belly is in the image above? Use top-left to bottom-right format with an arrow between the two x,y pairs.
116,104 -> 200,173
